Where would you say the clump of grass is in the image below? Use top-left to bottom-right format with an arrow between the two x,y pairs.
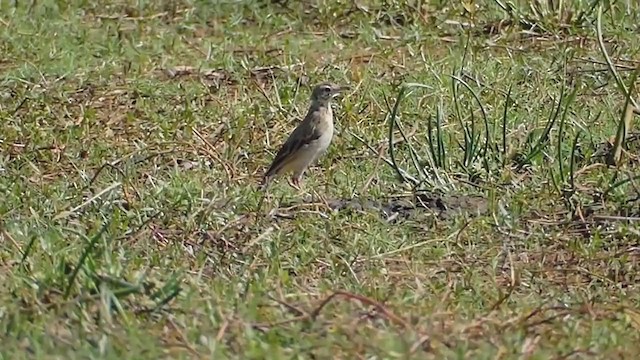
2,0 -> 640,358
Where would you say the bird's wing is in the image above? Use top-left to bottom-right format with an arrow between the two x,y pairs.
264,114 -> 322,178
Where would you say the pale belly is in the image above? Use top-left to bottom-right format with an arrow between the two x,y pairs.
282,130 -> 333,176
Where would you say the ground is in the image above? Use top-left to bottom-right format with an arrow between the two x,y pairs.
1,0 -> 640,359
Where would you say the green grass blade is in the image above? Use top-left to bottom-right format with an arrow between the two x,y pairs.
64,220 -> 111,299
502,84 -> 513,168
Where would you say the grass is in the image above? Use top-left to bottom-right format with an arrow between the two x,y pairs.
1,0 -> 640,358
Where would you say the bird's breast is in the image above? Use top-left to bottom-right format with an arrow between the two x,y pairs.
316,126 -> 333,151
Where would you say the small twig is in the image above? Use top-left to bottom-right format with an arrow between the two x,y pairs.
2,230 -> 23,256
215,318 -> 230,342
253,78 -> 287,115
253,290 -> 413,331
268,295 -> 307,317
12,96 -> 29,115
409,334 -> 433,354
193,127 -> 233,180
369,239 -> 445,259
575,57 -> 636,70
86,161 -> 127,190
95,9 -> 192,21
591,214 -> 640,222
349,131 -> 419,184
166,317 -> 200,356
489,283 -> 516,312
241,226 -> 273,252
308,290 -> 410,329
360,146 -> 384,195
53,182 -> 122,220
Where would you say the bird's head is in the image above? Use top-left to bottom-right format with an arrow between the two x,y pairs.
310,82 -> 350,105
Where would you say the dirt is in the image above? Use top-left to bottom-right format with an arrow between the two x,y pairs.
323,191 -> 489,222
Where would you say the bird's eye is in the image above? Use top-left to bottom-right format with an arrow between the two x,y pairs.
323,86 -> 331,93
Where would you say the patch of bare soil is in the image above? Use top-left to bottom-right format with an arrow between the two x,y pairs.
319,191 -> 489,222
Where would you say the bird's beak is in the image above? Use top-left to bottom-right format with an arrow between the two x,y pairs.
332,85 -> 350,97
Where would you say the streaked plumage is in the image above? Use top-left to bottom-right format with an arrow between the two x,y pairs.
262,82 -> 348,188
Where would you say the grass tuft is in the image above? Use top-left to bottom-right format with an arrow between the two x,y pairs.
2,0 -> 640,358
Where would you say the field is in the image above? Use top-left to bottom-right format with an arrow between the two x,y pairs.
2,0 -> 640,358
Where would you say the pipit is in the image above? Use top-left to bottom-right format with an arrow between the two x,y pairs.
261,82 -> 349,189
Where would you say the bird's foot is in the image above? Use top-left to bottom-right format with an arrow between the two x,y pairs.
289,177 -> 302,191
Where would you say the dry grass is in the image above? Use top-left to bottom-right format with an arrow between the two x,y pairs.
2,0 -> 640,359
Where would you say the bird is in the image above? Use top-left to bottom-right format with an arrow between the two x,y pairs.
261,82 -> 349,189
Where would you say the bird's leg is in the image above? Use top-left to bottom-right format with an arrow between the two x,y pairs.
290,176 -> 302,190
289,169 -> 305,191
